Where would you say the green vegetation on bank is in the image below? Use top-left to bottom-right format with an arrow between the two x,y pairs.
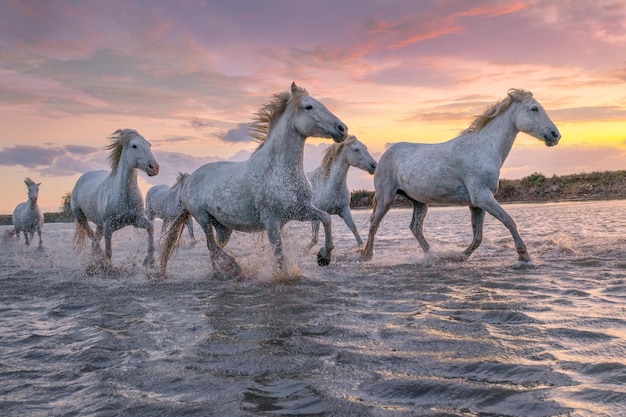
349,170 -> 626,209
2,171 -> 626,225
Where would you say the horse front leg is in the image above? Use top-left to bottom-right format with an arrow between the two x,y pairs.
293,205 -> 334,266
103,222 -> 115,262
475,194 -> 530,262
23,231 -> 30,246
265,219 -> 286,269
304,207 -> 334,266
338,205 -> 362,247
304,220 -> 320,252
361,196 -> 392,261
463,206 -> 485,260
409,199 -> 430,254
134,215 -> 155,267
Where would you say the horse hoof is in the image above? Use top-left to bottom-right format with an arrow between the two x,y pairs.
317,255 -> 330,266
513,260 -> 534,270
143,256 -> 155,268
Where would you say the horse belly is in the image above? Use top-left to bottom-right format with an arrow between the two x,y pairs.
403,177 -> 472,206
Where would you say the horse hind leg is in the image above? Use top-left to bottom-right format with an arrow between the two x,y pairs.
408,199 -> 430,254
197,213 -> 242,278
462,206 -> 485,260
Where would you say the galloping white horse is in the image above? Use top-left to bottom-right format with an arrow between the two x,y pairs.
8,178 -> 44,248
146,173 -> 195,241
71,129 -> 160,268
306,135 -> 376,249
362,89 -> 561,263
160,82 -> 348,278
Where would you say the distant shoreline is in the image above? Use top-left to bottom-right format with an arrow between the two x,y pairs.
3,170 -> 626,225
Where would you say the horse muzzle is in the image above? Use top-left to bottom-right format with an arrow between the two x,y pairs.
544,129 -> 561,147
146,161 -> 160,176
332,123 -> 348,143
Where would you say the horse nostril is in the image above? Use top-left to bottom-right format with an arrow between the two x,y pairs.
337,124 -> 345,133
551,130 -> 559,139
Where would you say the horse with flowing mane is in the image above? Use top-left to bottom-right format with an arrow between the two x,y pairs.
160,82 -> 348,278
361,89 -> 561,264
8,178 -> 44,248
70,129 -> 159,270
306,135 -> 376,250
146,173 -> 195,241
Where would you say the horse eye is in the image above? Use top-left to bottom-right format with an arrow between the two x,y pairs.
305,105 -> 313,110
132,144 -> 137,148
531,107 -> 539,112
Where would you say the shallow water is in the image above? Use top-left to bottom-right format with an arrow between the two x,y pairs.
1,200 -> 626,416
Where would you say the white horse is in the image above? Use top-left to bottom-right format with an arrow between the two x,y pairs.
306,135 -> 377,249
146,173 -> 195,241
71,129 -> 160,269
362,89 -> 561,263
8,178 -> 44,248
160,82 -> 348,278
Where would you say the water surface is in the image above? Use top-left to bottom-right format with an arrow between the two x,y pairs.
1,200 -> 626,416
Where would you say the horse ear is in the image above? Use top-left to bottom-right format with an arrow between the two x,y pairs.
291,82 -> 298,94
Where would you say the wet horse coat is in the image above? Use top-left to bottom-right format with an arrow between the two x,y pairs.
71,129 -> 159,268
306,135 -> 376,249
10,178 -> 44,248
362,89 -> 561,263
160,83 -> 348,278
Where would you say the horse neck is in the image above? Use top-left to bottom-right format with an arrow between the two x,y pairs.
325,151 -> 350,190
476,105 -> 519,164
254,117 -> 306,174
110,157 -> 139,199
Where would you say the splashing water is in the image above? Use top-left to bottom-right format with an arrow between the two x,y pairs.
1,200 -> 626,416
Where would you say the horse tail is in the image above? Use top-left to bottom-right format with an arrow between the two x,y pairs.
160,208 -> 191,276
73,220 -> 87,253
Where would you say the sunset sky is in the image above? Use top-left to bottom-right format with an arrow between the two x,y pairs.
1,0 -> 625,213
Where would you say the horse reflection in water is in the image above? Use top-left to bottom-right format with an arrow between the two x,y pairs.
160,82 -> 348,279
70,129 -> 160,271
146,173 -> 195,242
7,178 -> 44,248
306,135 -> 376,250
362,89 -> 561,264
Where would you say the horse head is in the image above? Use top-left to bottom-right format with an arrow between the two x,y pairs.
290,82 -> 348,143
345,136 -> 377,175
509,89 -> 561,147
24,178 -> 40,204
118,130 -> 160,176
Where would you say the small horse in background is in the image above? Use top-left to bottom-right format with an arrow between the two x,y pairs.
306,135 -> 376,250
362,89 -> 561,263
7,178 -> 44,248
71,129 -> 159,269
160,82 -> 347,278
146,172 -> 195,241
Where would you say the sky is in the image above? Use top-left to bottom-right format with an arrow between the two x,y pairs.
1,0 -> 625,213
